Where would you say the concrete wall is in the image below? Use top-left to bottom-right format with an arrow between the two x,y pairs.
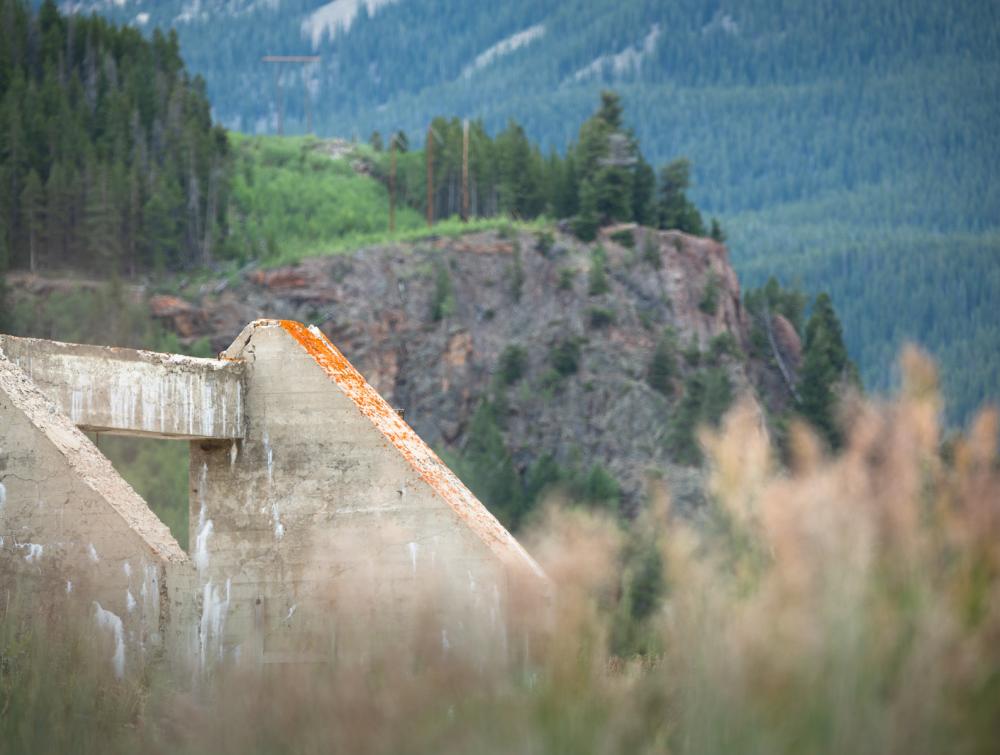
189,320 -> 546,666
0,350 -> 196,677
0,322 -> 548,674
0,335 -> 244,440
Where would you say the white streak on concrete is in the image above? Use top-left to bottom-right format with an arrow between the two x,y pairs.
201,380 -> 215,437
0,481 -> 5,509
199,578 -> 231,667
88,543 -> 100,562
264,433 -> 274,485
408,541 -> 418,573
194,463 -> 213,572
66,580 -> 73,594
271,503 -> 284,540
230,441 -> 238,469
94,602 -> 126,678
143,565 -> 160,641
126,590 -> 137,613
23,543 -> 43,562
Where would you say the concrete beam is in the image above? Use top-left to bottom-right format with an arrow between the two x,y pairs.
0,335 -> 245,439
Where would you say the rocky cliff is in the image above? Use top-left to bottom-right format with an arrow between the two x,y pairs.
138,225 -> 787,515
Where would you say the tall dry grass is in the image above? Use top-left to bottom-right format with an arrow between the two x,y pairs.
1,347 -> 997,754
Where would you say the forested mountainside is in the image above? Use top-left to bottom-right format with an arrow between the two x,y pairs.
50,0 -> 997,222
47,0 -> 1000,424
0,0 -> 230,274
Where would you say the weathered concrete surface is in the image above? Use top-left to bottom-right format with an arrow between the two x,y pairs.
0,348 -> 196,676
0,334 -> 245,439
0,322 -> 548,674
188,320 -> 546,665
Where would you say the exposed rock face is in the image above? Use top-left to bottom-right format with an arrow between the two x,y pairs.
772,313 -> 803,372
140,227 -> 783,513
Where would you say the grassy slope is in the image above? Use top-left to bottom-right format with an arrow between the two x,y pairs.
226,134 -> 545,265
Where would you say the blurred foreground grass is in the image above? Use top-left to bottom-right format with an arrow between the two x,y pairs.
1,347 -> 997,754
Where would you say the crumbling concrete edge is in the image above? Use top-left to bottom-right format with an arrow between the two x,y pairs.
0,346 -> 188,564
228,319 -> 549,584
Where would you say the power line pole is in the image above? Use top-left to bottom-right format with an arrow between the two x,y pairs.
389,134 -> 397,233
261,55 -> 321,135
462,119 -> 470,222
426,124 -> 434,227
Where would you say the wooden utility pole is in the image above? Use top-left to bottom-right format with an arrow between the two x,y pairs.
426,124 -> 434,227
389,135 -> 397,233
461,119 -> 470,222
261,55 -> 321,135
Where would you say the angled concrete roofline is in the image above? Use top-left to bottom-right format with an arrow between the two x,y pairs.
225,319 -> 549,582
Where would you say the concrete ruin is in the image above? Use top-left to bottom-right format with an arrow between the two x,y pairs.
0,320 -> 547,675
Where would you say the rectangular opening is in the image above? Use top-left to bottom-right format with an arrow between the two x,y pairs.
89,434 -> 191,551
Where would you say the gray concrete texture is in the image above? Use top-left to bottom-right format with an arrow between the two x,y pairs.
0,321 -> 547,676
0,335 -> 244,439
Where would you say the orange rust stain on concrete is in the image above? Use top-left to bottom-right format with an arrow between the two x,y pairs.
278,321 -> 544,579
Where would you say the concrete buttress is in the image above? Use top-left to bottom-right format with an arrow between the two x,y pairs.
0,322 -> 548,675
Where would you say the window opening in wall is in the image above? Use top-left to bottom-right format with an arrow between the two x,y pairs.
89,433 -> 191,551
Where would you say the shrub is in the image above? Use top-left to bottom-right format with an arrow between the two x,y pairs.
610,229 -> 635,249
588,307 -> 615,329
507,247 -> 525,302
497,344 -> 528,386
566,463 -> 621,510
699,271 -> 720,315
497,222 -> 516,240
709,332 -> 739,362
535,230 -> 555,256
588,246 -> 610,296
683,335 -> 701,367
648,330 -> 679,396
668,366 -> 734,464
701,366 -> 733,425
430,260 -> 455,321
557,268 -> 575,291
551,337 -> 582,376
642,233 -> 662,268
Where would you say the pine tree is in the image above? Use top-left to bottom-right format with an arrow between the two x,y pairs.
647,330 -> 678,396
457,401 -> 524,528
657,158 -> 705,234
83,164 -> 121,272
19,169 -> 44,272
142,175 -> 184,272
44,160 -> 71,266
632,156 -> 656,226
574,178 -> 599,242
709,217 -> 726,242
797,293 -> 858,448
